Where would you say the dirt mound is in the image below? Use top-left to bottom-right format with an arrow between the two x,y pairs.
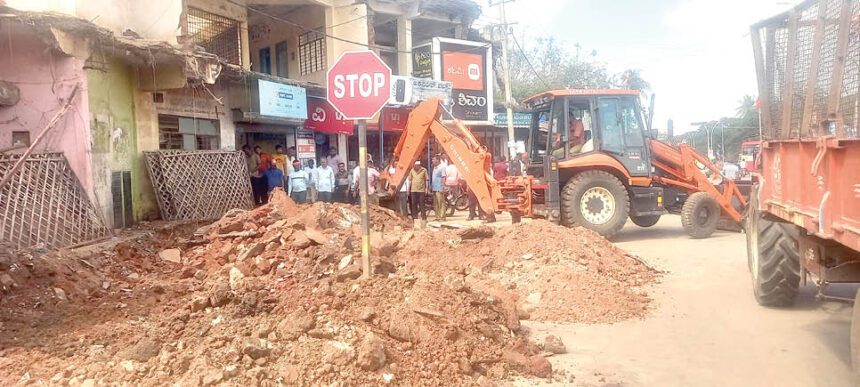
395,221 -> 658,323
0,191 -> 548,386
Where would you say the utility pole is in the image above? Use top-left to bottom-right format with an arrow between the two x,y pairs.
491,0 -> 517,162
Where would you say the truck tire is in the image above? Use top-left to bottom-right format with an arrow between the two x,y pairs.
630,215 -> 660,228
851,287 -> 860,371
561,170 -> 629,238
747,205 -> 800,306
681,192 -> 720,238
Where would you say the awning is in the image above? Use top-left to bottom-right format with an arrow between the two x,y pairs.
305,97 -> 353,135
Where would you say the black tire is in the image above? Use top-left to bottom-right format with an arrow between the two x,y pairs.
747,205 -> 800,306
561,170 -> 629,238
630,215 -> 660,228
454,195 -> 469,211
681,192 -> 720,238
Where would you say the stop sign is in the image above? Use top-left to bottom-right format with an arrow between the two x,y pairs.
327,51 -> 392,120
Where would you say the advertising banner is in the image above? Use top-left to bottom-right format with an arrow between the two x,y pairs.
412,44 -> 433,78
305,97 -> 353,135
432,38 -> 493,125
295,129 -> 316,162
258,80 -> 308,119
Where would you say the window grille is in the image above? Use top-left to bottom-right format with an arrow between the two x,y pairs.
299,31 -> 326,75
187,7 -> 242,65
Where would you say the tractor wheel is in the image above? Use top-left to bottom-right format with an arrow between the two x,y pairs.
561,170 -> 629,238
746,203 -> 800,306
630,215 -> 661,228
681,192 -> 720,238
852,288 -> 860,371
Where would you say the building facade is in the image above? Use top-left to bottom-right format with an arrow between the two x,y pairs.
0,0 -> 483,230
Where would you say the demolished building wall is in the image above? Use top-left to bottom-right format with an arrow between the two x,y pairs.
2,0 -> 183,43
0,22 -> 94,200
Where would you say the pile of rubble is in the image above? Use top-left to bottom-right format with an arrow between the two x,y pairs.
0,190 -> 572,386
395,222 -> 658,323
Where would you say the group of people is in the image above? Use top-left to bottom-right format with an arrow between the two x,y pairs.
244,144 -> 389,206
245,143 -> 536,223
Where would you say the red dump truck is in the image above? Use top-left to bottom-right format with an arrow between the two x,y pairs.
747,0 -> 860,369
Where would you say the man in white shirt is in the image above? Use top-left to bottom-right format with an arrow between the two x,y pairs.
444,161 -> 460,197
352,158 -> 381,204
316,158 -> 336,203
288,159 -> 309,204
721,161 -> 740,180
389,164 -> 410,217
304,159 -> 318,203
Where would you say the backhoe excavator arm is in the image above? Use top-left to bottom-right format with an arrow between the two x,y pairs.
380,98 -> 531,216
649,139 -> 747,221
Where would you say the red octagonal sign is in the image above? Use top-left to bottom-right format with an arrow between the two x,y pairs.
327,51 -> 392,120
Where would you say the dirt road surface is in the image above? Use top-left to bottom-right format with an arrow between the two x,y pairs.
523,216 -> 860,387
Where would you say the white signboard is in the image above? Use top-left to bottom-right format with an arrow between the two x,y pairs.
388,76 -> 453,107
259,80 -> 308,119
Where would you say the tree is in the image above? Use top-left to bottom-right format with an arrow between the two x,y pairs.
618,69 -> 651,92
735,95 -> 756,120
504,36 -> 613,103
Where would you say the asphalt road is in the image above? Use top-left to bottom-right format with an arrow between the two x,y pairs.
522,216 -> 860,387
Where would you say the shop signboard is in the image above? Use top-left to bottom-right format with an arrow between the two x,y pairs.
431,37 -> 493,125
381,107 -> 412,131
412,44 -> 432,78
258,80 -> 308,119
306,97 -> 353,135
295,128 -> 316,162
493,113 -> 532,128
388,76 -> 452,107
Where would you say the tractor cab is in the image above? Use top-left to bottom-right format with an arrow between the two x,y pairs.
522,89 -> 652,178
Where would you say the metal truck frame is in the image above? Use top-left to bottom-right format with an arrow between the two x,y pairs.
748,0 -> 860,369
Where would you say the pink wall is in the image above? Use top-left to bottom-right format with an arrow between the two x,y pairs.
0,24 -> 93,197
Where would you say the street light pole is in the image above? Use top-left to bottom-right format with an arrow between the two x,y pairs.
491,0 -> 516,162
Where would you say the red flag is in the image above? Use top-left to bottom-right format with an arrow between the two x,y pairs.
754,96 -> 762,110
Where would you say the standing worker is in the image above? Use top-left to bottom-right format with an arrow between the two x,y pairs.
444,158 -> 460,198
263,159 -> 284,195
389,162 -> 410,217
316,158 -> 336,203
335,162 -> 350,203
304,159 -> 318,203
431,155 -> 447,221
288,159 -> 309,204
409,160 -> 428,220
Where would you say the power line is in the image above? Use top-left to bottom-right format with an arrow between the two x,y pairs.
510,31 -> 550,92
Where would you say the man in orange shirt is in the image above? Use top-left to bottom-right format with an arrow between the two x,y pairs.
552,112 -> 586,158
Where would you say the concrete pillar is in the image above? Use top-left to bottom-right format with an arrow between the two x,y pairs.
338,133 -> 348,162
396,16 -> 412,76
240,21 -> 251,70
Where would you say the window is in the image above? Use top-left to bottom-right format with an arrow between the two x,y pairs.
187,7 -> 242,65
158,115 -> 220,151
619,98 -> 645,147
299,31 -> 326,75
11,131 -> 30,147
275,41 -> 289,77
259,47 -> 272,75
598,99 -> 624,153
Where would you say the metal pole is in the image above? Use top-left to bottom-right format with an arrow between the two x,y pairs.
498,1 -> 516,161
720,124 -> 725,159
379,110 -> 385,167
358,119 -> 371,279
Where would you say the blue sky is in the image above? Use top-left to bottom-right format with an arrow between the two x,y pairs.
478,0 -> 799,133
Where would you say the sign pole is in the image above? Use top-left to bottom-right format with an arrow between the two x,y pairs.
358,119 -> 372,279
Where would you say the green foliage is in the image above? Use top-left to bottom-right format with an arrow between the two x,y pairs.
505,37 -> 643,103
677,95 -> 760,161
